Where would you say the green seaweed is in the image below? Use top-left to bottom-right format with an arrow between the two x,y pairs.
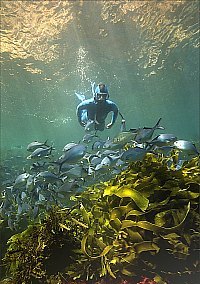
2,154 -> 200,283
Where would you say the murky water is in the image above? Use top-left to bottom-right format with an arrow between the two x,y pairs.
1,0 -> 199,154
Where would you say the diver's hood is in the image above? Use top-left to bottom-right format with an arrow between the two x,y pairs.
94,83 -> 109,99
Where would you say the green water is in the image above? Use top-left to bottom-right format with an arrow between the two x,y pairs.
1,0 -> 199,154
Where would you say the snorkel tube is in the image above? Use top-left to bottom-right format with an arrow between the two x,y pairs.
91,82 -> 96,98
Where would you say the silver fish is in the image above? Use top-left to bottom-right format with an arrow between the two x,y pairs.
95,155 -> 120,170
149,134 -> 178,147
13,173 -> 30,188
27,146 -> 54,160
27,140 -> 49,152
87,165 -> 95,176
26,174 -> 35,191
174,140 -> 199,156
30,161 -> 47,172
82,133 -> 98,143
63,142 -> 78,152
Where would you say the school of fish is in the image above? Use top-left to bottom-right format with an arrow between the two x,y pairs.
0,118 -> 199,230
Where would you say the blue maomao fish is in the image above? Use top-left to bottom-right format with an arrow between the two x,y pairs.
62,164 -> 87,179
34,171 -> 63,184
27,140 -> 49,152
121,147 -> 148,162
57,179 -> 80,193
54,144 -> 86,172
130,118 -> 164,143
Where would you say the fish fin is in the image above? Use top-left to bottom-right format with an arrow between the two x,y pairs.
155,118 -> 162,128
144,127 -> 152,130
150,135 -> 159,141
44,139 -> 48,146
119,111 -> 125,120
129,128 -> 138,133
120,119 -> 126,132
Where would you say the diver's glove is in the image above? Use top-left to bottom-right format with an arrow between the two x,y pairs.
106,122 -> 113,129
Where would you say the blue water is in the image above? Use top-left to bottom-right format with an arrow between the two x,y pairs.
1,1 -> 199,155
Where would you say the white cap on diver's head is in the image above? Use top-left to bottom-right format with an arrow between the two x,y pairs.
94,83 -> 109,101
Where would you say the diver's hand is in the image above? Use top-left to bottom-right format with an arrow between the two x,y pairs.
106,122 -> 113,129
81,122 -> 86,127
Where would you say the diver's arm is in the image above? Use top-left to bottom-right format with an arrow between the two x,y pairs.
106,103 -> 119,129
76,104 -> 86,126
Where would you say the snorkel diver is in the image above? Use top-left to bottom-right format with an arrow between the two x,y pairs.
76,83 -> 119,132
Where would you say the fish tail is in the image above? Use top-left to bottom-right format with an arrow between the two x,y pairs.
49,147 -> 53,155
51,161 -> 62,173
155,118 -> 162,127
49,143 -> 56,154
155,118 -> 164,130
91,142 -> 97,151
58,164 -> 62,173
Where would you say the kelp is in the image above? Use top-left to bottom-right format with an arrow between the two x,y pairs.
2,154 -> 200,283
2,208 -> 80,283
